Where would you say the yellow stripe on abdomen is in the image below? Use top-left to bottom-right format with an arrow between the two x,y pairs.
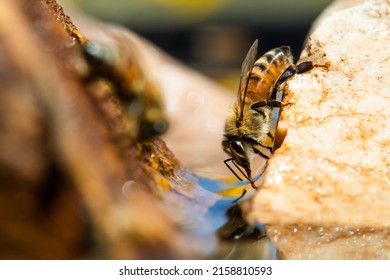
246,46 -> 293,102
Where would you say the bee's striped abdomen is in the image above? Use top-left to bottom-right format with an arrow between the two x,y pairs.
246,46 -> 293,102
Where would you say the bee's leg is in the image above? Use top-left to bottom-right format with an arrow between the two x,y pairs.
271,65 -> 296,98
242,135 -> 273,154
231,188 -> 247,204
251,100 -> 289,110
224,158 -> 259,190
271,61 -> 314,98
277,62 -> 314,86
224,158 -> 244,181
296,61 -> 314,74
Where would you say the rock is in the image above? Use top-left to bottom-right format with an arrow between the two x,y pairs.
244,0 -> 390,258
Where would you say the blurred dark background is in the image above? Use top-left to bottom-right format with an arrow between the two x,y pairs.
64,0 -> 332,88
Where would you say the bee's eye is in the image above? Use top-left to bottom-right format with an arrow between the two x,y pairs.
223,138 -> 249,167
230,140 -> 250,168
231,140 -> 245,155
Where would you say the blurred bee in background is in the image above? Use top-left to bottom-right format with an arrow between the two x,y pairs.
222,39 -> 313,189
82,37 -> 169,141
44,0 -> 168,141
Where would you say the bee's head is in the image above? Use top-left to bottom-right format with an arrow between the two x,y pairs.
222,136 -> 252,181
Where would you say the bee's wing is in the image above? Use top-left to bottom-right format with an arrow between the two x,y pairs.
237,39 -> 258,120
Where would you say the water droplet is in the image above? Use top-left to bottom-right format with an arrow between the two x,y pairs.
186,90 -> 205,108
122,180 -> 138,198
333,227 -> 342,234
65,38 -> 77,48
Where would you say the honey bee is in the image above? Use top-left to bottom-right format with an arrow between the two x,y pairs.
222,39 -> 313,189
82,37 -> 169,141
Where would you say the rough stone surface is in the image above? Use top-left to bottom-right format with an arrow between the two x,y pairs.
267,225 -> 390,260
246,0 -> 390,228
